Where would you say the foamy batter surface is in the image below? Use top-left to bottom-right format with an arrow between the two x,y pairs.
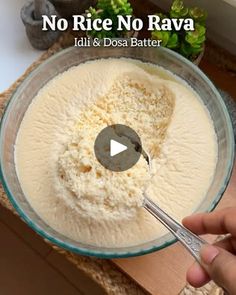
15,58 -> 217,248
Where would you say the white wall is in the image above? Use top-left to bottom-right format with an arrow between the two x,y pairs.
0,0 -> 42,92
150,0 -> 236,55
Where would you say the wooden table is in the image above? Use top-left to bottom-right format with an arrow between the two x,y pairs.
1,1 -> 236,293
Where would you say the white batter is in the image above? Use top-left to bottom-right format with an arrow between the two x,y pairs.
15,58 -> 217,247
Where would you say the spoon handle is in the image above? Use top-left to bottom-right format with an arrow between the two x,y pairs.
143,196 -> 207,263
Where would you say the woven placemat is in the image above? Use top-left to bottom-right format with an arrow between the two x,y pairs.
0,31 -> 233,295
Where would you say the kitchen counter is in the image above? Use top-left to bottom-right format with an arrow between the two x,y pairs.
0,30 -> 235,294
0,0 -> 236,294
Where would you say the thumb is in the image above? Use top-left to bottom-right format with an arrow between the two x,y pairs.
200,244 -> 236,294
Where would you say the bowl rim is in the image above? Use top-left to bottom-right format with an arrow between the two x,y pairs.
0,46 -> 235,258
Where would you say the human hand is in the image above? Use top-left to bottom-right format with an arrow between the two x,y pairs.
182,207 -> 236,294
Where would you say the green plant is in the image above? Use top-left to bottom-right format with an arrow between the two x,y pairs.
152,0 -> 207,61
152,31 -> 179,49
170,0 -> 188,18
189,7 -> 207,24
87,0 -> 133,38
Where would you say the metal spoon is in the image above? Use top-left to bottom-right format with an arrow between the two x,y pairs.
142,152 -> 207,263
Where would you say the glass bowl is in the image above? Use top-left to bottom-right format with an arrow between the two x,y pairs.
0,46 -> 234,258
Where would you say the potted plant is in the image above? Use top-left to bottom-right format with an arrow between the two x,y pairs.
151,0 -> 207,65
86,0 -> 136,39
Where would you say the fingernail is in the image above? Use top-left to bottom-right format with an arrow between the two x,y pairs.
200,245 -> 220,265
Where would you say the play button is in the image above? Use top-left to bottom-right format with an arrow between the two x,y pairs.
110,140 -> 127,157
94,124 -> 142,172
